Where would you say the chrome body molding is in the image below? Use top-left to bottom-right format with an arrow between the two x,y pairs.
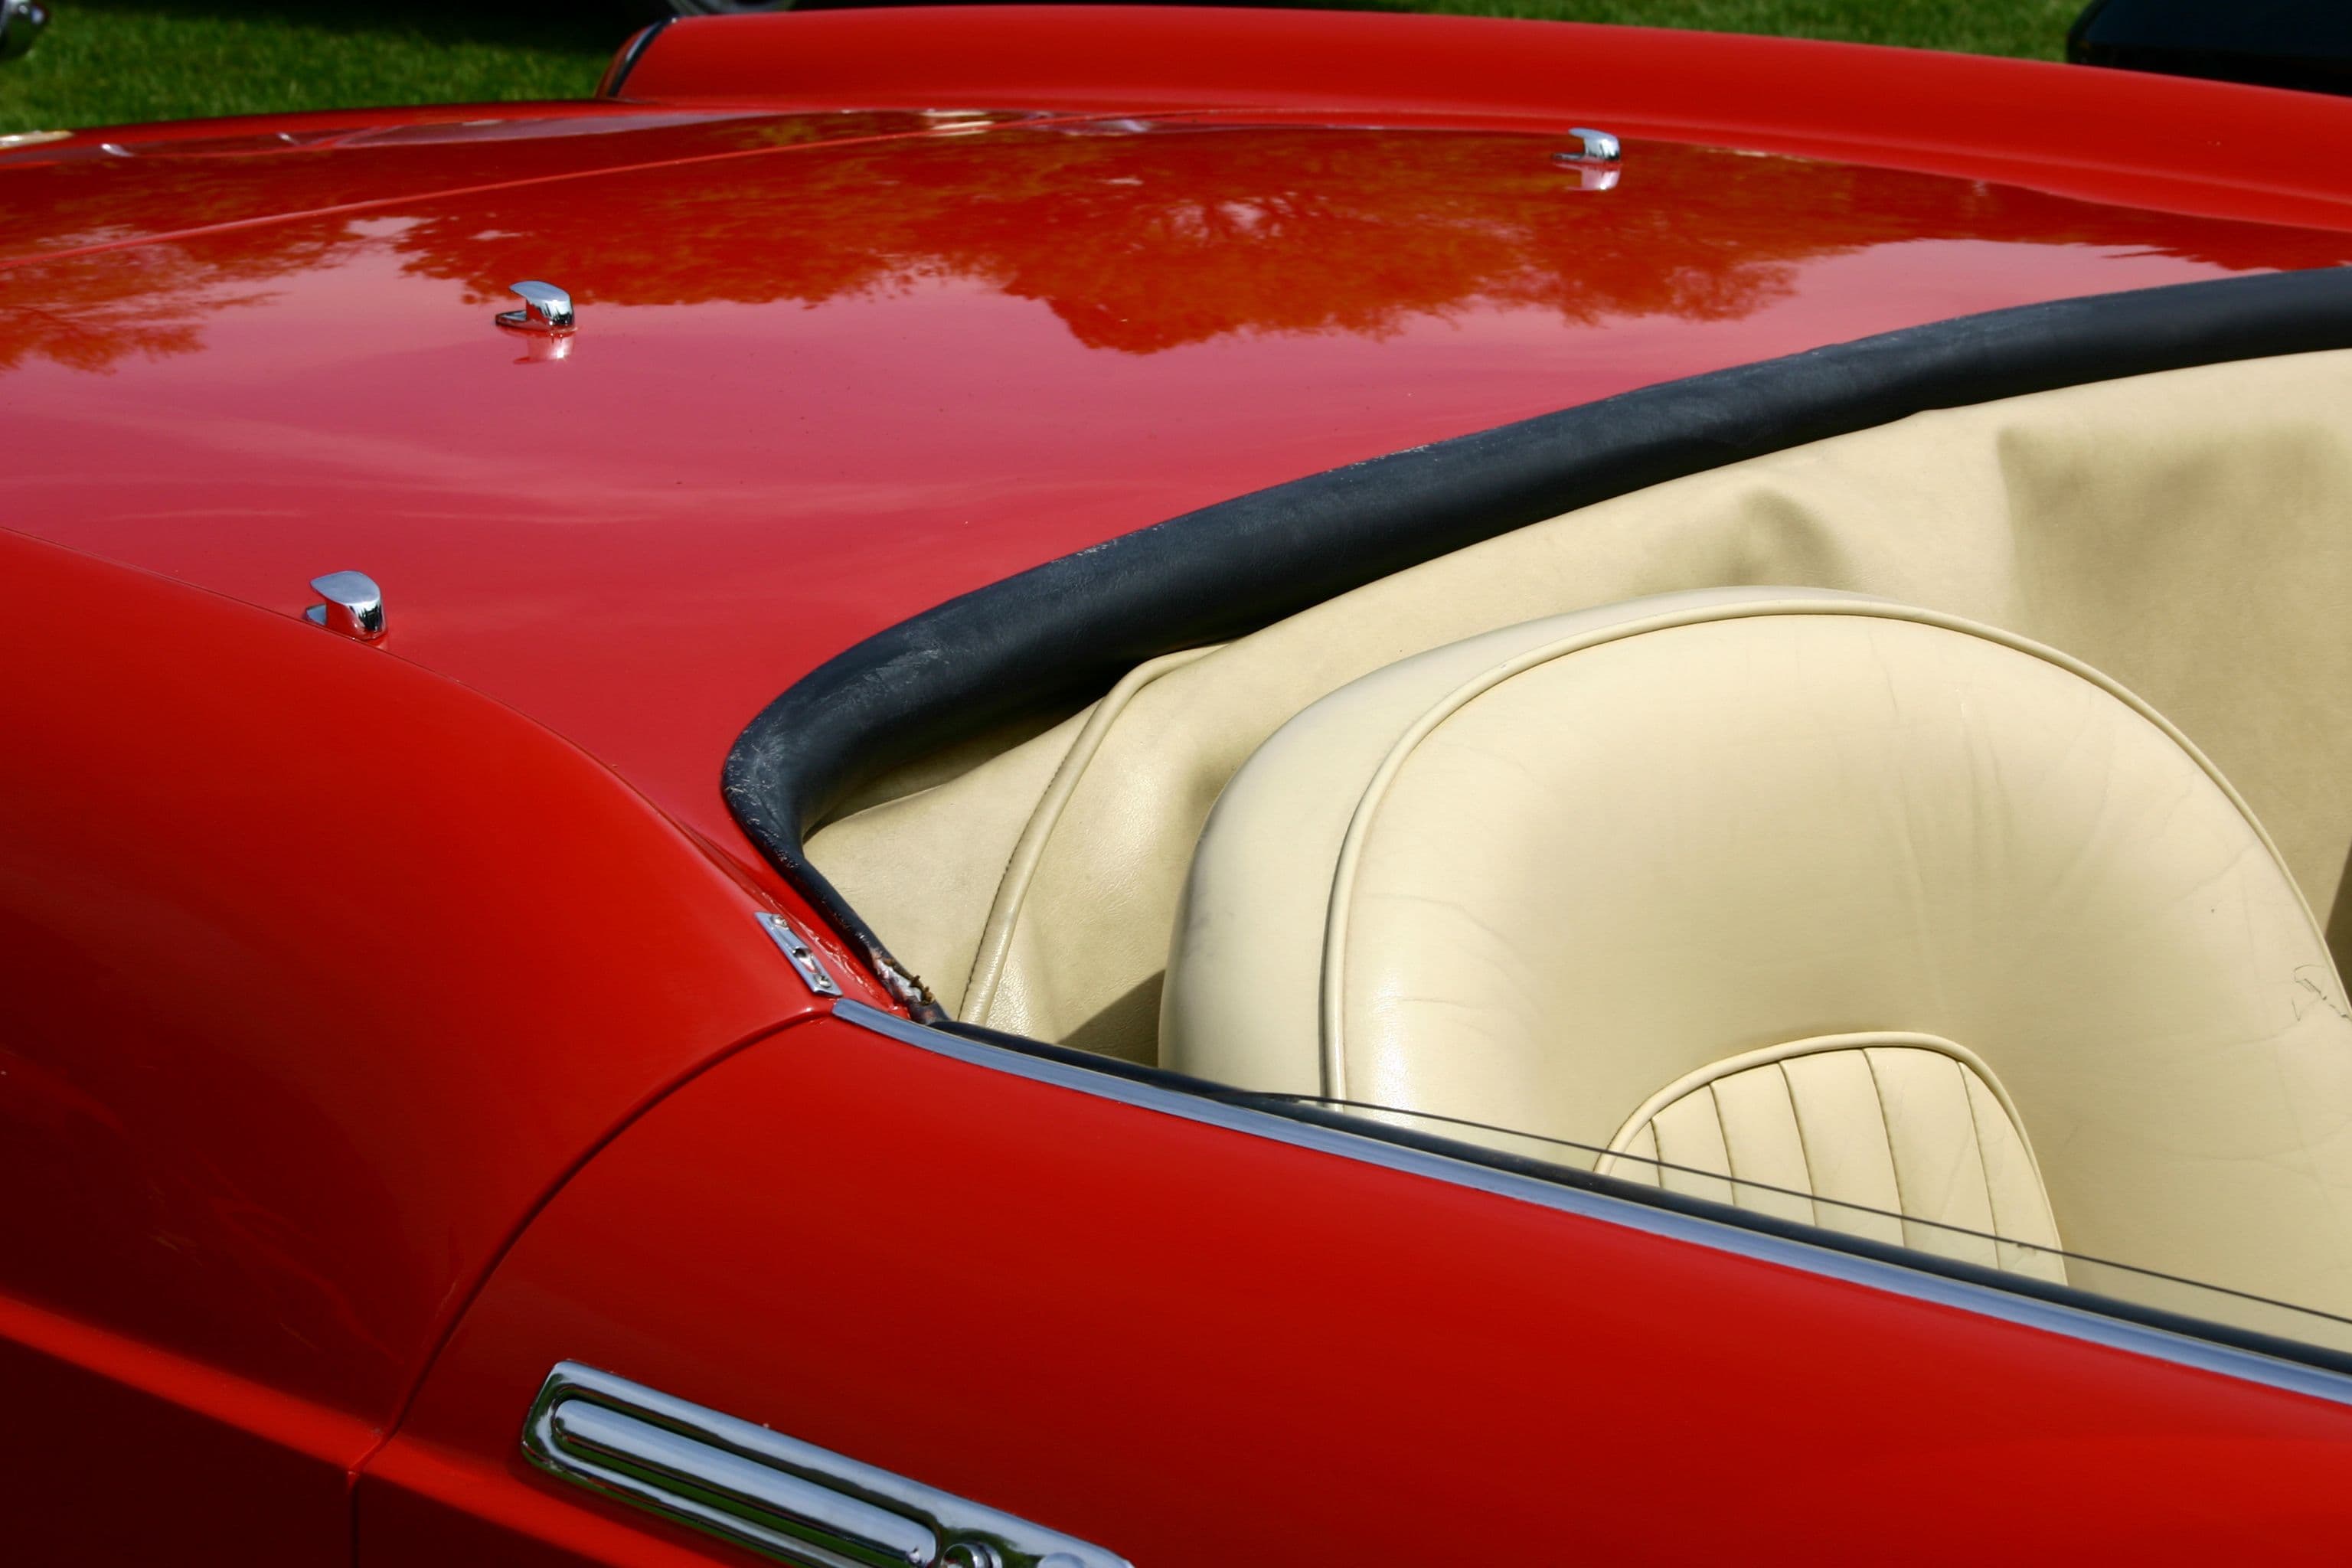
831,1000 -> 2352,1411
758,912 -> 844,998
524,1363 -> 1131,1568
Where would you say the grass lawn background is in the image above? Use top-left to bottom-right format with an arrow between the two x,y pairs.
0,0 -> 2086,137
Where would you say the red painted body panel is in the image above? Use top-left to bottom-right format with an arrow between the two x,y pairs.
0,1289 -> 363,1565
363,1014 -> 2352,1564
0,106 -> 1032,263
621,8 -> 2352,230
5,11 -> 2352,877
7,11 -> 2352,1563
0,530 -> 834,1554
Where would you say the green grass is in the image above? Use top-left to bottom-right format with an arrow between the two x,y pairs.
0,1 -> 626,135
1354,0 -> 2079,58
0,0 -> 2084,138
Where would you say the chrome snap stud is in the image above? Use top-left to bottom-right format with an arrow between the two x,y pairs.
1555,126 -> 1621,164
1553,126 -> 1622,190
495,279 -> 575,333
304,570 -> 387,642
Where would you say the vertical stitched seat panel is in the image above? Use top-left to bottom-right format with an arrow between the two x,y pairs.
1601,1040 -> 2065,1282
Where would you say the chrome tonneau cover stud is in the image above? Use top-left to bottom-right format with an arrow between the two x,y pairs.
496,279 -> 575,333
1553,128 -> 1622,190
303,570 -> 387,642
1557,126 -> 1621,163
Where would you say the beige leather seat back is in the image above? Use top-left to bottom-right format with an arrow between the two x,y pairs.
1161,590 -> 2352,1313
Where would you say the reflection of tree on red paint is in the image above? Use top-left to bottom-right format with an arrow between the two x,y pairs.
0,111 -> 939,262
0,236 -> 333,376
379,129 -> 2352,351
8,123 -> 2352,375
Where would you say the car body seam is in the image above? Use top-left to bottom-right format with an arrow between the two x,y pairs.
355,1009 -> 832,1486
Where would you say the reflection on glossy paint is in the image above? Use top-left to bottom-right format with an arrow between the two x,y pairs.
11,113 -> 2352,858
0,109 -> 980,256
10,121 -> 2352,377
510,331 -> 574,366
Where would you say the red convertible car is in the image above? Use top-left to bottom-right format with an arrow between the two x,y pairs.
12,7 -> 2352,1563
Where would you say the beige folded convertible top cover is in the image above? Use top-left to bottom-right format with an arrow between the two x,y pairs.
812,348 -> 2352,1067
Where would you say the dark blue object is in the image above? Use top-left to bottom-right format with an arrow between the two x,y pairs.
2069,0 -> 2352,95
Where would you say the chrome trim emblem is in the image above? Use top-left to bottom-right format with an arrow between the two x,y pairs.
523,1362 -> 1131,1568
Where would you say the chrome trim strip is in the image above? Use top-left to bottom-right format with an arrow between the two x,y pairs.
833,999 -> 2352,1411
524,1362 -> 1130,1568
759,913 -> 844,998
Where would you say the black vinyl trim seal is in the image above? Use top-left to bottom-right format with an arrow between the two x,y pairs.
837,1001 -> 2352,1402
726,266 -> 2352,1002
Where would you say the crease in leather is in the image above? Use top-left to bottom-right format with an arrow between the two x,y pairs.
810,703 -> 1092,1018
962,645 -> 1219,1021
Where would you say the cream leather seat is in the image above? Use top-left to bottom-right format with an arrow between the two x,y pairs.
1161,589 -> 2352,1314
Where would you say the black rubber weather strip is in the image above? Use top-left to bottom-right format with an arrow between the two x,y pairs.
725,266 -> 2352,1004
